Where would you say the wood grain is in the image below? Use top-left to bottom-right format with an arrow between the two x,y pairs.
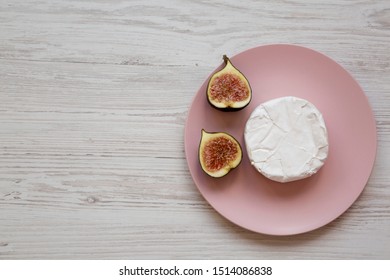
1,0 -> 390,259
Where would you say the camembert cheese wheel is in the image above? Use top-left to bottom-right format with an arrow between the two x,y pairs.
244,96 -> 329,183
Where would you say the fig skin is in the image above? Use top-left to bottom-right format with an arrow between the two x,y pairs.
198,129 -> 243,178
206,55 -> 252,112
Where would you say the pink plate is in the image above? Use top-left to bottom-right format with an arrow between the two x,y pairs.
184,44 -> 377,235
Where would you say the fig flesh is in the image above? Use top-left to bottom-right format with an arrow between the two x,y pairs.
207,55 -> 252,111
199,129 -> 242,178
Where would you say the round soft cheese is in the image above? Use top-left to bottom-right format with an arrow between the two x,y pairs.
244,96 -> 329,183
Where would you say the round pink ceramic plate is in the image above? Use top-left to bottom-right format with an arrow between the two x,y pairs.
184,44 -> 377,235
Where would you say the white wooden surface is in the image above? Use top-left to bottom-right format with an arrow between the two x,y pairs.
1,0 -> 390,259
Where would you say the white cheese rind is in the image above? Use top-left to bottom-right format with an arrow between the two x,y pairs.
244,96 -> 329,183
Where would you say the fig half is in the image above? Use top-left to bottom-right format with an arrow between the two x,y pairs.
199,129 -> 242,178
207,55 -> 252,111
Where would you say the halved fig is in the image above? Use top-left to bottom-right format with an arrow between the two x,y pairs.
199,129 -> 242,178
207,55 -> 252,111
